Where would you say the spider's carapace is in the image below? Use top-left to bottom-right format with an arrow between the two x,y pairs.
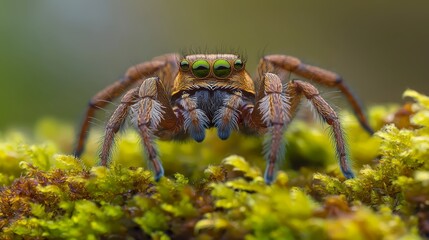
74,53 -> 373,184
172,54 -> 255,96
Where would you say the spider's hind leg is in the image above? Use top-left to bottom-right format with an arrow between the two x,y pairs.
286,79 -> 354,179
100,87 -> 139,166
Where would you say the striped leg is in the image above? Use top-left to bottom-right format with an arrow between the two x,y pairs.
134,77 -> 180,181
99,88 -> 139,166
74,54 -> 178,157
251,73 -> 354,183
252,73 -> 290,184
259,55 -> 374,135
285,79 -> 354,179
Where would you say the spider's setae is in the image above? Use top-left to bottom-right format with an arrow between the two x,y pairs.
74,53 -> 373,184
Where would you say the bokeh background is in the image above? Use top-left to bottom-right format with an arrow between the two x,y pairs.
1,1 -> 429,129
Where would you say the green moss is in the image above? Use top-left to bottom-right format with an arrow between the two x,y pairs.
0,90 -> 428,239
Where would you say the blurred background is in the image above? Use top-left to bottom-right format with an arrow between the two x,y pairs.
1,1 -> 429,129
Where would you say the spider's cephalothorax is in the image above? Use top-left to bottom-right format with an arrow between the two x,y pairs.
74,53 -> 374,184
170,54 -> 256,142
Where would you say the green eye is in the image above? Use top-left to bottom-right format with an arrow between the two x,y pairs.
192,60 -> 210,78
180,59 -> 190,71
234,59 -> 244,70
213,59 -> 231,78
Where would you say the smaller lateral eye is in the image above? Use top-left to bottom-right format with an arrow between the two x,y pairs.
180,59 -> 190,71
234,59 -> 244,70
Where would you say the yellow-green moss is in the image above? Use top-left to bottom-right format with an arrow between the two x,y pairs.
0,90 -> 428,239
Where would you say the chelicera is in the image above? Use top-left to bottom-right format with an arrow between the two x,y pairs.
74,53 -> 373,184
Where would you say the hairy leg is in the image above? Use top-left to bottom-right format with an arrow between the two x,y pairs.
135,78 -> 165,181
99,87 -> 139,166
74,54 -> 178,157
249,73 -> 290,184
286,79 -> 354,179
134,77 -> 182,181
259,55 -> 374,135
99,76 -> 181,181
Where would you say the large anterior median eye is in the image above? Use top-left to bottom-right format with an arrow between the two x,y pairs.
213,59 -> 231,78
192,60 -> 210,78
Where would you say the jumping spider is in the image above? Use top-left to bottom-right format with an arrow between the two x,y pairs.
74,53 -> 373,184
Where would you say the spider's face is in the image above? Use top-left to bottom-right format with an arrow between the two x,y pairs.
171,54 -> 255,96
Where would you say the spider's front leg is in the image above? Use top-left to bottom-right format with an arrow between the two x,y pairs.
74,53 -> 178,157
249,73 -> 353,184
260,55 -> 374,135
100,77 -> 179,181
284,79 -> 354,179
249,73 -> 291,184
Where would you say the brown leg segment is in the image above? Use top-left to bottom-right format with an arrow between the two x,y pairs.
99,76 -> 181,181
134,77 -> 181,181
99,87 -> 139,166
250,73 -> 290,184
74,54 -> 178,157
260,55 -> 374,135
286,80 -> 354,179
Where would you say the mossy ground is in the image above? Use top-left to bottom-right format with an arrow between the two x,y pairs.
0,90 -> 428,239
